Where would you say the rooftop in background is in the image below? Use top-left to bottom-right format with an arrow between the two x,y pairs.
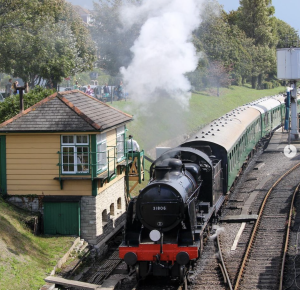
72,4 -> 93,24
0,90 -> 133,132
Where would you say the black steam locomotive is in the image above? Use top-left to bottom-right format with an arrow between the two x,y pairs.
119,147 -> 223,281
119,94 -> 291,282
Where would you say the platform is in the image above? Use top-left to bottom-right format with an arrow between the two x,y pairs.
265,129 -> 300,154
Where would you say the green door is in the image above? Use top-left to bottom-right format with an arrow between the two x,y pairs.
44,202 -> 80,235
0,136 -> 7,196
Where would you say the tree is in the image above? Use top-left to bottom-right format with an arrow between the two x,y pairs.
0,0 -> 96,88
194,0 -> 253,87
274,18 -> 299,48
238,0 -> 275,47
238,0 -> 276,88
208,61 -> 232,96
90,0 -> 141,76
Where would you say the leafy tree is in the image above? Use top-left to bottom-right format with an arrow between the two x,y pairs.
238,0 -> 275,47
237,0 -> 276,88
194,1 -> 253,87
274,18 -> 299,48
0,0 -> 96,88
0,86 -> 55,123
90,0 -> 141,76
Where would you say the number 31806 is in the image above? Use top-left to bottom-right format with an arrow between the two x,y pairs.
153,206 -> 167,210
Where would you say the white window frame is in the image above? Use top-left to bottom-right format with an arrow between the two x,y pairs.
97,133 -> 107,172
61,135 -> 89,174
116,126 -> 125,162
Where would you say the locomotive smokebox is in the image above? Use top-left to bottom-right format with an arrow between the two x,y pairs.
136,158 -> 197,232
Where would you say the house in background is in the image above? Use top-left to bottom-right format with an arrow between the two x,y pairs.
73,5 -> 93,25
0,90 -> 144,249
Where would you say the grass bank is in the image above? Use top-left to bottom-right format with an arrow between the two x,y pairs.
0,197 -> 75,290
113,85 -> 285,149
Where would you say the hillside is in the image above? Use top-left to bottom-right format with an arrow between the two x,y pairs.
0,197 -> 75,290
112,85 -> 286,194
112,85 -> 286,152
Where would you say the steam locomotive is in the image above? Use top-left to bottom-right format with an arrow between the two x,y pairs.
119,93 -> 298,281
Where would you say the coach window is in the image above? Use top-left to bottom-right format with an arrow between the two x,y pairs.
61,135 -> 89,174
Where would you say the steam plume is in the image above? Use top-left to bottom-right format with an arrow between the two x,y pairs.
119,0 -> 203,108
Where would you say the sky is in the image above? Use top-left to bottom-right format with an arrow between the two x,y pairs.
67,0 -> 300,34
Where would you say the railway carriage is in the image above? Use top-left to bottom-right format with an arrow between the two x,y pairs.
181,106 -> 261,193
119,93 -> 299,283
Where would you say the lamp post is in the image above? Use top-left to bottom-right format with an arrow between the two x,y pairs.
17,83 -> 29,112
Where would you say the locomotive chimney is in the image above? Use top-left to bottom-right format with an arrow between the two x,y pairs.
155,158 -> 183,180
155,166 -> 170,180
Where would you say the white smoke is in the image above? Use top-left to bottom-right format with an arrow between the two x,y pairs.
209,225 -> 225,240
119,0 -> 203,109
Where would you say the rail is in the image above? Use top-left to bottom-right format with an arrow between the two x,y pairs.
234,162 -> 300,290
216,235 -> 233,290
279,182 -> 300,290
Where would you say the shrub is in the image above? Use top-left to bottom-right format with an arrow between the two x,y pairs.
262,81 -> 273,90
271,80 -> 280,88
0,86 -> 55,123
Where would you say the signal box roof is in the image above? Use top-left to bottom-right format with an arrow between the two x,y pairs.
0,90 -> 132,133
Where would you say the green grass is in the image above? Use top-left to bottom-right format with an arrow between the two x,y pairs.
113,85 -> 285,151
111,85 -> 286,195
0,197 -> 75,290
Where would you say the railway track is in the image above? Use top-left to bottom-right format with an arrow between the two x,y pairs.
188,226 -> 231,290
233,162 -> 300,290
280,182 -> 300,290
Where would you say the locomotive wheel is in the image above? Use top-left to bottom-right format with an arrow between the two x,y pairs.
135,264 -> 140,281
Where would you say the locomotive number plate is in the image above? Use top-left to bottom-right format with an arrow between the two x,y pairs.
153,206 -> 167,210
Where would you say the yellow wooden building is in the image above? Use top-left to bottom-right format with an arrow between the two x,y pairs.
0,90 -> 144,246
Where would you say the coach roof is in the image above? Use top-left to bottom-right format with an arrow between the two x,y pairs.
185,106 -> 260,152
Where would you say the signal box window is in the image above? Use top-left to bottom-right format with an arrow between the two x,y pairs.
61,135 -> 89,174
116,126 -> 125,161
97,133 -> 107,172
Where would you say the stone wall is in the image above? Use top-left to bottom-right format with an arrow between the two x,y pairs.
81,177 -> 127,246
7,196 -> 42,213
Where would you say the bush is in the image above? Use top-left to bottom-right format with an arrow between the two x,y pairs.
271,80 -> 280,88
262,81 -> 273,90
232,75 -> 242,86
0,86 -> 55,123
